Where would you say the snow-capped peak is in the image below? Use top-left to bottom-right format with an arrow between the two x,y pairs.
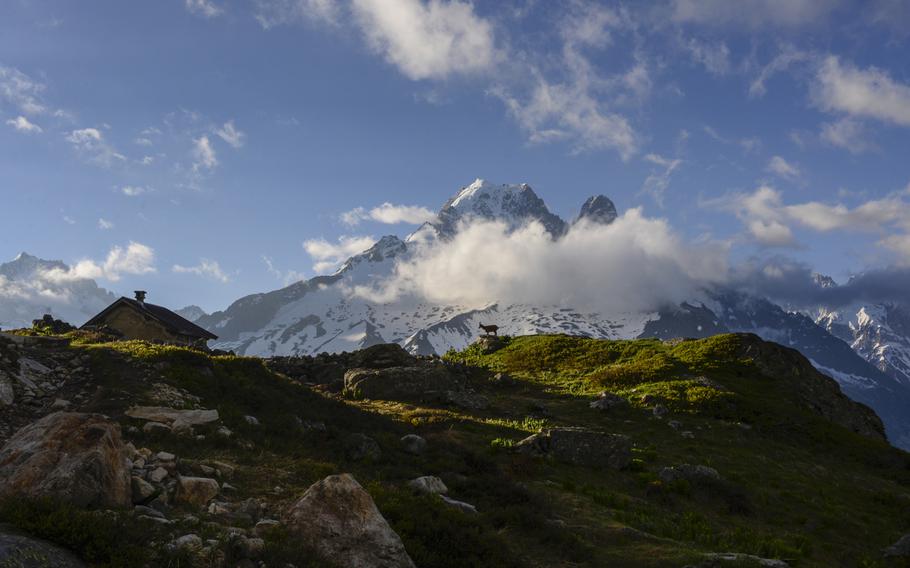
434,179 -> 567,238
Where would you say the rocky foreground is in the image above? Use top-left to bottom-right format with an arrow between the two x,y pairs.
0,331 -> 909,567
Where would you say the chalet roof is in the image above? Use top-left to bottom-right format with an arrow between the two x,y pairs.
82,297 -> 218,340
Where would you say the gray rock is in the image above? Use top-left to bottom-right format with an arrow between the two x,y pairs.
284,473 -> 415,568
345,433 -> 382,461
254,519 -> 281,536
171,534 -> 203,552
0,528 -> 86,567
131,475 -> 157,504
701,552 -> 789,567
884,533 -> 910,557
243,415 -> 260,426
344,366 -> 462,403
590,392 -> 628,411
407,476 -> 448,495
515,427 -> 632,470
142,421 -> 171,435
652,404 -> 669,418
400,434 -> 427,455
0,412 -> 131,507
149,467 -> 169,483
349,343 -> 416,369
125,406 -> 219,429
439,495 -> 478,514
659,464 -> 721,484
175,476 -> 220,508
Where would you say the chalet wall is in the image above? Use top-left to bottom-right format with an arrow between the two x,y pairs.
100,305 -> 191,345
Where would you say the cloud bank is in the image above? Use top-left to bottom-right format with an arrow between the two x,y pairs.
350,211 -> 729,313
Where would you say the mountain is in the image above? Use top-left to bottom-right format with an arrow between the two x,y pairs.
195,179 -> 910,450
0,252 -> 115,330
175,305 -> 208,323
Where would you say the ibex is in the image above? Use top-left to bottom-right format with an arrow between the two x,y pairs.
478,322 -> 499,336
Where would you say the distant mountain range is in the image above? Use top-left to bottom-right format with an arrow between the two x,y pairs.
4,179 -> 910,449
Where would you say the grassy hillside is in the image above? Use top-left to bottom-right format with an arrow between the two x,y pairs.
2,333 -> 910,567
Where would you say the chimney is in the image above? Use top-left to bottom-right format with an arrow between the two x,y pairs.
134,290 -> 147,304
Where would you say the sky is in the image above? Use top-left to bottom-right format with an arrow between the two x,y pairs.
2,0 -> 910,313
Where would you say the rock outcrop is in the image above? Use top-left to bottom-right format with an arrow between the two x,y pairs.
343,366 -> 462,403
284,473 -> 415,568
0,528 -> 87,568
0,412 -> 131,507
515,427 -> 632,470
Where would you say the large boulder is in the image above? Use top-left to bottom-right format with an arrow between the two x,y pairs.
349,343 -> 416,369
175,476 -> 220,508
284,473 -> 415,568
884,533 -> 910,558
344,366 -> 462,403
124,406 -> 219,431
515,427 -> 632,470
0,412 -> 131,507
0,528 -> 86,567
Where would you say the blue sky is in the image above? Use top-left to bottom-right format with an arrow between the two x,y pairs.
2,0 -> 910,312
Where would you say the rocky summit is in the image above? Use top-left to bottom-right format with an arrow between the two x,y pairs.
0,329 -> 909,567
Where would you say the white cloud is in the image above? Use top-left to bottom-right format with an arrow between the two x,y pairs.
42,242 -> 156,283
122,185 -> 148,197
350,212 -> 728,313
350,0 -> 497,80
65,128 -> 126,167
6,115 -> 42,134
683,38 -> 730,76
303,235 -> 377,273
192,135 -> 218,172
215,120 -> 245,148
341,202 -> 436,226
253,0 -> 340,28
881,234 -> 910,265
640,154 -> 683,207
97,218 -> 114,230
749,44 -> 812,98
0,65 -> 46,115
671,0 -> 839,27
814,56 -> 910,127
134,137 -> 153,146
139,156 -> 154,166
62,215 -> 76,225
172,259 -> 230,283
185,0 -> 222,18
709,186 -> 910,252
766,155 -> 801,180
820,118 -> 875,154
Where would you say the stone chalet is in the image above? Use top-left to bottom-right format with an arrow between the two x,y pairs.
81,291 -> 217,348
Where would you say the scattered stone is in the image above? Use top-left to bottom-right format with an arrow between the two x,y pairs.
134,505 -> 164,519
590,392 -> 628,411
131,475 -> 157,504
125,406 -> 219,429
659,464 -> 721,484
667,420 -> 683,430
209,460 -> 235,479
149,467 -> 169,483
515,427 -> 632,470
349,343 -> 416,369
699,552 -> 789,567
652,404 -> 669,418
490,372 -> 516,386
243,415 -> 260,426
156,451 -> 176,462
680,431 -> 696,439
445,390 -> 489,410
473,335 -> 506,354
440,495 -> 478,514
0,412 -> 131,507
50,398 -> 71,409
345,433 -> 382,461
884,533 -> 910,557
171,534 -> 203,552
143,421 -> 171,435
284,474 -> 415,568
254,519 -> 281,536
400,434 -> 427,455
216,425 -> 233,438
407,476 -> 448,495
176,476 -> 220,508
